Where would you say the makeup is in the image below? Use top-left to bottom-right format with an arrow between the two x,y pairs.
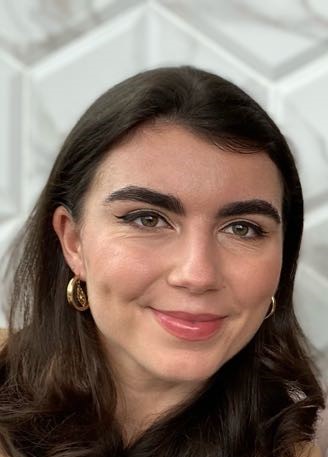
151,308 -> 226,341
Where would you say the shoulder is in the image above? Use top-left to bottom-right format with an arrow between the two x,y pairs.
296,443 -> 322,457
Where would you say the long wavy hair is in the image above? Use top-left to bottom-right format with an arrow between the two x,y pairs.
0,66 -> 324,457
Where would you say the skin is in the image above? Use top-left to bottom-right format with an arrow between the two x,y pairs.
297,444 -> 322,457
53,123 -> 285,442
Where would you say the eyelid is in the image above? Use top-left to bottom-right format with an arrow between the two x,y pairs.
221,217 -> 266,229
115,210 -> 269,237
115,209 -> 173,228
220,219 -> 268,237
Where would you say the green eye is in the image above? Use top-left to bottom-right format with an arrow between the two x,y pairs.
139,215 -> 160,227
231,223 -> 249,237
222,221 -> 266,239
116,211 -> 170,229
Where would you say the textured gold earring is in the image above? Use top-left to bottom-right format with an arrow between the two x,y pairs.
66,277 -> 89,311
264,296 -> 276,320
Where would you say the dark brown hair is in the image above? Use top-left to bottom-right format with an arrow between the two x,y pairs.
0,66 -> 324,457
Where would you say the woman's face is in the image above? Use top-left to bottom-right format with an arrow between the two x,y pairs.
57,124 -> 283,386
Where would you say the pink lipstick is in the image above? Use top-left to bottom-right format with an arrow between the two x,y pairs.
151,308 -> 225,341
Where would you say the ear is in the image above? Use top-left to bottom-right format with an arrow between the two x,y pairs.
52,206 -> 86,280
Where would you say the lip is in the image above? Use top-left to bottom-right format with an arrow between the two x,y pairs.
150,308 -> 226,341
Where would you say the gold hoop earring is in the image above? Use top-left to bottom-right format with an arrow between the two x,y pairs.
264,296 -> 276,320
67,277 -> 89,311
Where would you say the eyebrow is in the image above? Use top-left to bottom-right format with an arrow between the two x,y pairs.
104,186 -> 281,224
105,186 -> 184,214
218,200 -> 281,224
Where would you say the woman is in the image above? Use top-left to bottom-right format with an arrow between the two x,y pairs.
0,66 -> 325,456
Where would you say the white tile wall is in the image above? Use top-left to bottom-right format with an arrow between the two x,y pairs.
0,0 -> 327,378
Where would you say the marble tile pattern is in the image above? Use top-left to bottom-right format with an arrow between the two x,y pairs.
0,0 -> 327,380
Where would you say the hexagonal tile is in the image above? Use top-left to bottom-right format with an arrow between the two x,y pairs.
158,0 -> 328,78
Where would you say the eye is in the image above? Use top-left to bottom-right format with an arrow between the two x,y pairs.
222,221 -> 266,239
115,211 -> 170,229
135,214 -> 166,228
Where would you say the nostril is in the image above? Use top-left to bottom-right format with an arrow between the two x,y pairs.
167,264 -> 222,294
165,235 -> 224,292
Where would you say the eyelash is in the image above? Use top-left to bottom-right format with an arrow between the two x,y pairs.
115,210 -> 269,239
115,210 -> 171,230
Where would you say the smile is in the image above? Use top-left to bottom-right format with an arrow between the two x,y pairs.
150,308 -> 226,341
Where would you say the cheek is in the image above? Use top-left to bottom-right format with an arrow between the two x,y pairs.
219,250 -> 283,365
81,235 -> 164,303
227,247 -> 283,310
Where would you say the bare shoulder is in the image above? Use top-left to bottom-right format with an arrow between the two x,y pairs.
296,443 -> 322,457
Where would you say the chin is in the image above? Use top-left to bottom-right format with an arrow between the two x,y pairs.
155,360 -> 222,385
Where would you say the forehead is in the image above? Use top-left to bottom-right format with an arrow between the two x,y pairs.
92,124 -> 283,209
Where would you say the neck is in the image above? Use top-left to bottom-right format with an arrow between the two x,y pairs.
114,371 -> 202,445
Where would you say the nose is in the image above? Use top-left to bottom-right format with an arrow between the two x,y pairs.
166,231 -> 223,294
